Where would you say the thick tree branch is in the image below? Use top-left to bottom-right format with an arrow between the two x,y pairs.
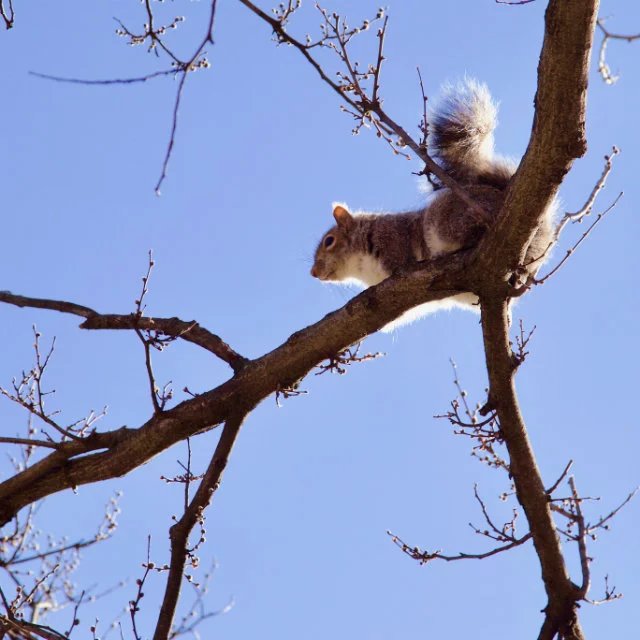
0,253 -> 469,525
480,298 -> 584,640
472,0 -> 600,284
473,6 -> 601,629
473,9 -> 602,628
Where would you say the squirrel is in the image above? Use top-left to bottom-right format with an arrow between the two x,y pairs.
310,79 -> 555,315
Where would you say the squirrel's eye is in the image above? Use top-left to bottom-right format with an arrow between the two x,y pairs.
324,235 -> 335,249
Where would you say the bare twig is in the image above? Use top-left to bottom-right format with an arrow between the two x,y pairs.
0,0 -> 14,29
548,475 -> 636,607
3,493 -> 120,567
0,492 -> 120,639
533,191 -> 622,285
388,481 -> 530,565
275,382 -> 307,406
585,575 -> 623,605
371,15 -> 388,104
449,358 -> 475,423
63,592 -> 83,637
513,319 -> 536,367
596,19 -> 640,84
546,460 -> 574,496
414,66 -> 439,190
568,477 -> 591,599
469,484 -> 521,543
168,560 -> 234,639
586,488 -> 639,533
315,343 -> 384,376
29,69 -> 177,85
30,1 -> 219,193
184,438 -> 192,512
387,529 -> 531,564
436,360 -> 506,471
133,253 -> 165,413
130,537 -> 154,640
153,0 -> 218,194
517,146 -> 619,278
0,328 -> 86,442
561,147 -> 620,225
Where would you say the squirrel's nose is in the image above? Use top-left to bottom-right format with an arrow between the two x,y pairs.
310,266 -> 318,278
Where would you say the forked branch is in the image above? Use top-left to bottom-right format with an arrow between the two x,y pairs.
596,18 -> 640,84
31,0 -> 219,194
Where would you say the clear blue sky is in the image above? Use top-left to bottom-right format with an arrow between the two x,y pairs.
1,1 -> 639,637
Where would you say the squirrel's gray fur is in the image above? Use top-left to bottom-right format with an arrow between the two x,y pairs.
311,79 -> 555,317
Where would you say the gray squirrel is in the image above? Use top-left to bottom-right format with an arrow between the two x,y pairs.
310,79 -> 555,314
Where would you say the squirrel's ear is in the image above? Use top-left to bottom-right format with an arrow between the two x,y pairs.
333,204 -> 354,229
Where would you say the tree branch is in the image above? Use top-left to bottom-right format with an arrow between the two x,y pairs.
0,253 -> 469,525
0,0 -> 14,30
480,298 -> 583,640
0,291 -> 247,373
596,18 -> 640,85
152,412 -> 247,640
472,0 -> 600,285
236,0 -> 490,222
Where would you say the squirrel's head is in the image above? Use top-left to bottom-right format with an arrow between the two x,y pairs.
310,204 -> 355,282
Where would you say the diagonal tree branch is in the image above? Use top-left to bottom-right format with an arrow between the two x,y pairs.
236,0 -> 489,221
0,252 -> 469,526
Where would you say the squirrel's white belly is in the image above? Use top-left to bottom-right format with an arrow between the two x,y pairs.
382,293 -> 480,332
343,253 -> 390,287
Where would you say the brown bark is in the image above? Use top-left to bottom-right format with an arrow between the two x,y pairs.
152,412 -> 248,640
473,0 -> 600,282
0,255 -> 468,526
472,2 -> 599,637
480,300 -> 582,640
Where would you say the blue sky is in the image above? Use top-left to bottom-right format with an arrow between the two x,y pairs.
1,1 -> 639,637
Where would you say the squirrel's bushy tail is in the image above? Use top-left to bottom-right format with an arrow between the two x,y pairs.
430,79 -> 511,187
